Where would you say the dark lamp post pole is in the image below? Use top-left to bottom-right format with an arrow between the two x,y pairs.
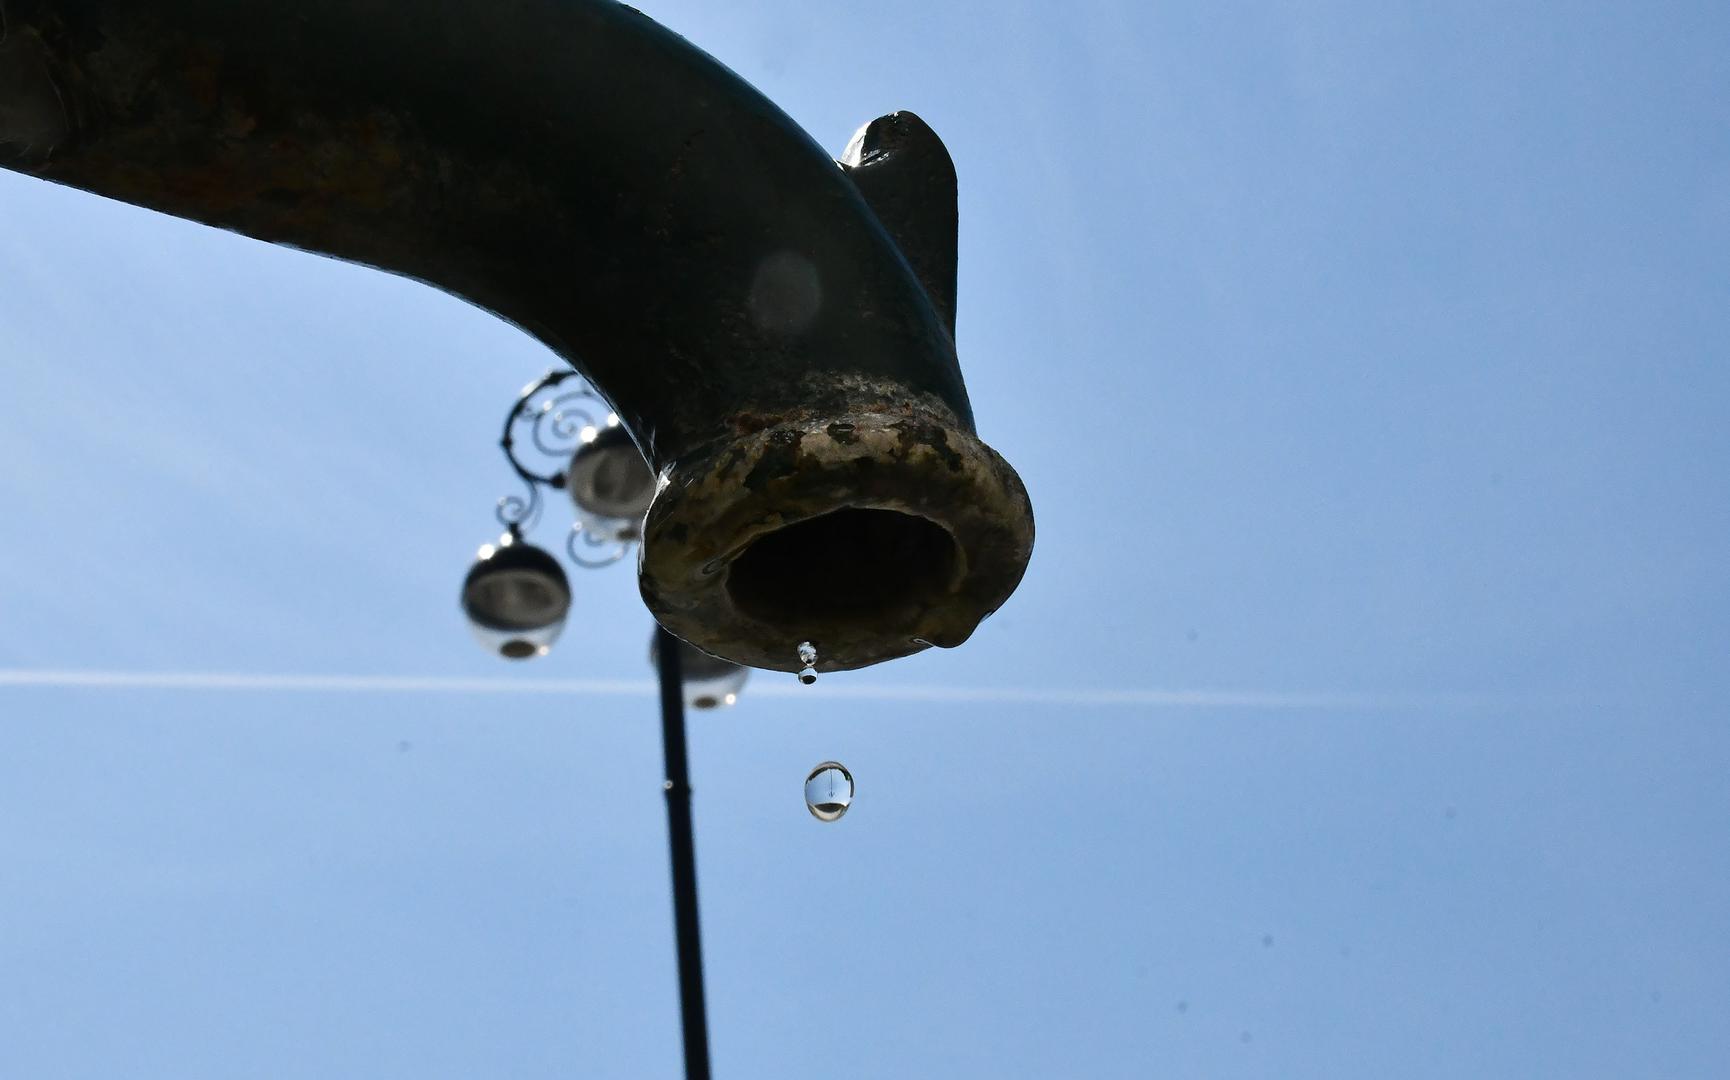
654,625 -> 713,1080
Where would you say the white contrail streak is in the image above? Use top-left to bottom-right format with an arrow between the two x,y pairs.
0,668 -> 1496,710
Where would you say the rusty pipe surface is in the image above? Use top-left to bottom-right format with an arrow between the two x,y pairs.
0,0 -> 1033,672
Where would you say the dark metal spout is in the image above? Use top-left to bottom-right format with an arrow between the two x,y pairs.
1,0 -> 1034,671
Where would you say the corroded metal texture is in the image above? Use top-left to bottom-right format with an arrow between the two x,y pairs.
643,394 -> 1031,671
0,0 -> 1033,672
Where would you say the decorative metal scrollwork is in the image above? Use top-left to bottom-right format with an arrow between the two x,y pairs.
495,476 -> 543,531
464,368 -> 654,661
567,522 -> 630,569
500,369 -> 617,489
482,367 -> 648,573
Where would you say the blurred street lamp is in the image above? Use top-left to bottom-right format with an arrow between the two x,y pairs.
459,376 -> 733,1080
462,368 -> 749,704
568,424 -> 658,544
460,533 -> 572,660
650,631 -> 749,711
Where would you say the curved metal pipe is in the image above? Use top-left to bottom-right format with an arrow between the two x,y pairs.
0,0 -> 1033,672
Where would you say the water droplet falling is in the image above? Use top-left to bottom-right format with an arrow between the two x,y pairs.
797,640 -> 818,685
804,761 -> 853,822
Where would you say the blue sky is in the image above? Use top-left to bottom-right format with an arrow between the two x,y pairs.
2,1 -> 1727,1076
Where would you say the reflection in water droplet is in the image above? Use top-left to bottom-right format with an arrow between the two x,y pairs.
804,761 -> 853,822
797,640 -> 818,685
